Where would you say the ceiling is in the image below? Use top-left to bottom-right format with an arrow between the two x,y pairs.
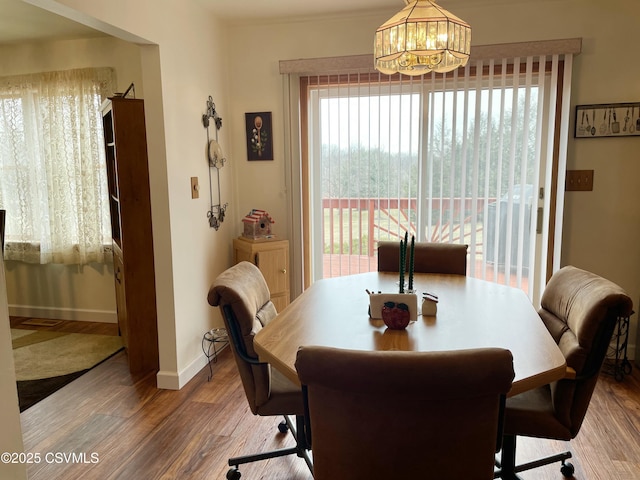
197,0 -> 398,21
5,0 -> 527,45
0,0 -> 105,45
0,0 -> 404,45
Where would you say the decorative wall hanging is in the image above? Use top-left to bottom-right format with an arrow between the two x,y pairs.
245,112 -> 273,160
202,96 -> 228,229
575,103 -> 640,138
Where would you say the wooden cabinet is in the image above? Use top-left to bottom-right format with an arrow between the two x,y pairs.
102,97 -> 158,374
233,237 -> 290,311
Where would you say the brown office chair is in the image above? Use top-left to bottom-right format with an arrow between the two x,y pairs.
207,261 -> 312,480
377,240 -> 468,275
296,346 -> 514,480
495,265 -> 633,479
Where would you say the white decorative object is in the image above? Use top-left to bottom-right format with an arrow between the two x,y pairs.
369,293 -> 418,321
422,297 -> 438,316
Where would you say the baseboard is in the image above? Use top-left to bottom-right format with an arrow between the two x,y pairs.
156,343 -> 228,390
156,370 -> 180,390
8,304 -> 117,323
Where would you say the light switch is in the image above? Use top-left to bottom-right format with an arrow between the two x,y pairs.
190,176 -> 199,199
565,170 -> 594,191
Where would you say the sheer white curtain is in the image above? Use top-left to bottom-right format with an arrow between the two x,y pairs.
282,39 -> 579,303
0,67 -> 115,265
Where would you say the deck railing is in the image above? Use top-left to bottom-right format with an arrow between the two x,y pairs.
322,197 -> 495,257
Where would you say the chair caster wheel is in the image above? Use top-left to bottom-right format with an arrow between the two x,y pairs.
227,467 -> 241,479
560,461 -> 575,477
278,420 -> 289,433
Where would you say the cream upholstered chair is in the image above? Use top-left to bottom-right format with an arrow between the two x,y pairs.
296,346 -> 514,480
208,261 -> 311,480
377,240 -> 468,275
495,266 -> 633,479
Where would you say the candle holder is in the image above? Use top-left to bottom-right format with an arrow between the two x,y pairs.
367,232 -> 418,328
398,232 -> 415,293
369,293 -> 418,322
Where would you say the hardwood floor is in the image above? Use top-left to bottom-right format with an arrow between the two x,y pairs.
19,337 -> 640,479
10,316 -> 119,336
19,344 -> 313,480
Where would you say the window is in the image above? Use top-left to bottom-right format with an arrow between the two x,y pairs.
0,67 -> 115,264
283,43 -> 577,303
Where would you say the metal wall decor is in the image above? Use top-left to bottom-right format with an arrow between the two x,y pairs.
575,103 -> 640,138
202,96 -> 228,229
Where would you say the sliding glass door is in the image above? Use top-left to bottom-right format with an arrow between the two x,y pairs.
303,55 -> 571,303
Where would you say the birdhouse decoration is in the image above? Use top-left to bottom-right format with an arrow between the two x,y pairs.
242,209 -> 275,239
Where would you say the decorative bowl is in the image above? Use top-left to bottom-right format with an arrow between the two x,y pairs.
381,301 -> 411,330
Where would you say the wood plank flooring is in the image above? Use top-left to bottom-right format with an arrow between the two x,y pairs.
17,319 -> 640,480
10,316 -> 119,336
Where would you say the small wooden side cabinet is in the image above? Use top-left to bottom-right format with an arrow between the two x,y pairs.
102,97 -> 159,374
233,237 -> 290,311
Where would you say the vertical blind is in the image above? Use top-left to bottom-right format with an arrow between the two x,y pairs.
280,38 -> 582,301
282,40 -> 578,302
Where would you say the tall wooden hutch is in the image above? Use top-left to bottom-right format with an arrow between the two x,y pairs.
101,97 -> 159,374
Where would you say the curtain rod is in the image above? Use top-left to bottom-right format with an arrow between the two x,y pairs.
279,38 -> 582,75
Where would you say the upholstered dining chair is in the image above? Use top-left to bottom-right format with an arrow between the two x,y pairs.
207,261 -> 312,480
377,240 -> 468,275
296,346 -> 514,480
495,265 -> 633,479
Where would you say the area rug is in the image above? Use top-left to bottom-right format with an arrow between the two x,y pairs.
11,328 -> 124,412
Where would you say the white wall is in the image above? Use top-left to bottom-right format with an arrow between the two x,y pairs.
30,0 -> 237,388
5,262 -> 116,322
224,0 -> 640,353
0,259 -> 27,480
0,35 -> 143,88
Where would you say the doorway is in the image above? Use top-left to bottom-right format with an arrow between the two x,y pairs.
301,56 -> 571,304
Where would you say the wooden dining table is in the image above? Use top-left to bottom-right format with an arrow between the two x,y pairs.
254,271 -> 567,397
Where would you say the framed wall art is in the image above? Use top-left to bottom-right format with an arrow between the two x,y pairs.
245,112 -> 273,160
575,102 -> 640,138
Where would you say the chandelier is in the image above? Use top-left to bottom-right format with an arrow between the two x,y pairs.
374,0 -> 471,76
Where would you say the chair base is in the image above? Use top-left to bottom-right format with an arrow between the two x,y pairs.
494,435 -> 574,479
227,415 -> 313,479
